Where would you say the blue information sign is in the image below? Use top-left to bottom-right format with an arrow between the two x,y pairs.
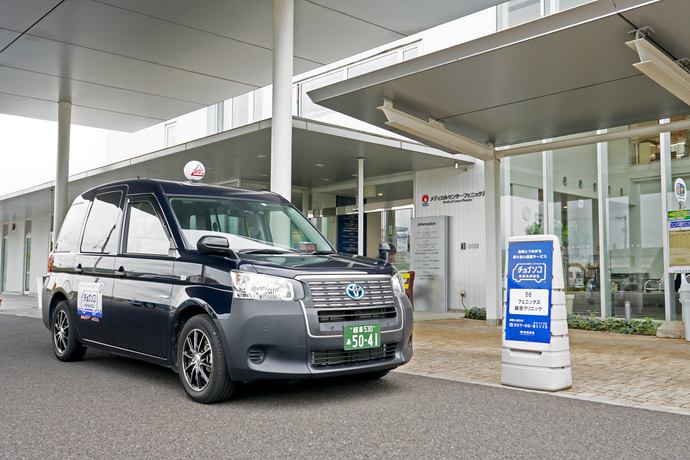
505,240 -> 553,343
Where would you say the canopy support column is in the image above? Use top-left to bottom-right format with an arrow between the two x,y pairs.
485,157 -> 502,326
270,0 -> 294,202
358,157 -> 364,256
53,101 -> 71,245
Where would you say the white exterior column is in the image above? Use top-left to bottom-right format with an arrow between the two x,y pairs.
270,0 -> 294,202
596,130 -> 612,318
53,101 -> 71,245
358,158 -> 364,256
485,158 -> 502,326
659,118 -> 676,321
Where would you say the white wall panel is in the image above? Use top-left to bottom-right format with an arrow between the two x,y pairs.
4,220 -> 26,293
414,164 -> 486,310
30,216 -> 52,294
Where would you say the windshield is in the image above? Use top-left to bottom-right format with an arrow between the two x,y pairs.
168,196 -> 334,254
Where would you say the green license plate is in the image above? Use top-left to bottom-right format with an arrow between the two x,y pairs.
344,324 -> 381,351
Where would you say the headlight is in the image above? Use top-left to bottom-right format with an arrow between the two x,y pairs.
231,271 -> 295,301
391,269 -> 405,298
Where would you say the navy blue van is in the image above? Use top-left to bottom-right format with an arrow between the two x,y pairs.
43,177 -> 413,403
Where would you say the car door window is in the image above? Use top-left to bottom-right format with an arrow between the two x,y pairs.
54,201 -> 87,253
124,200 -> 171,256
81,191 -> 123,254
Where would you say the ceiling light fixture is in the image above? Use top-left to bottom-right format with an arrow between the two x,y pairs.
627,35 -> 690,106
377,99 -> 495,161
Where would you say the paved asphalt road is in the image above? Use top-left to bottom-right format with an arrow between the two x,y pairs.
2,314 -> 689,460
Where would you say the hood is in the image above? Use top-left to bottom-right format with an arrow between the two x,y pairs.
236,252 -> 394,278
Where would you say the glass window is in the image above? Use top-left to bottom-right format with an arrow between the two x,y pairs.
124,201 -> 171,256
232,92 -> 251,128
497,0 -> 541,30
549,144 -> 599,314
606,137 -> 669,319
169,197 -> 333,253
300,71 -> 345,117
501,152 -> 544,238
54,202 -> 87,253
165,122 -> 176,147
81,192 -> 123,254
347,53 -> 399,79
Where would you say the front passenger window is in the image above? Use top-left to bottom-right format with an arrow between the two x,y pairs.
124,201 -> 171,256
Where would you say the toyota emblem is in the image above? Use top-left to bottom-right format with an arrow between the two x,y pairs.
346,284 -> 364,300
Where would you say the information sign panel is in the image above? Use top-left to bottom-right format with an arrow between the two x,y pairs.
505,240 -> 553,343
668,210 -> 690,272
410,216 -> 449,312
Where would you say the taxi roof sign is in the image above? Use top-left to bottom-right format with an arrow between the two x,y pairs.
184,160 -> 205,182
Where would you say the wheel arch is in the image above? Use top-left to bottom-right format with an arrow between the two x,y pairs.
170,299 -> 220,371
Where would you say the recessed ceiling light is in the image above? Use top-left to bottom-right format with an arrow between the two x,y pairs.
260,174 -> 268,177
438,163 -> 445,166
352,174 -> 358,177
378,193 -> 383,196
257,154 -> 266,158
323,178 -> 330,181
316,163 -> 324,167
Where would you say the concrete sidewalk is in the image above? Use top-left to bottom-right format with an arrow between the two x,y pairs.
3,294 -> 689,415
404,313 -> 690,416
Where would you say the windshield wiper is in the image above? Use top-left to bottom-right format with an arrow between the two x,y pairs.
239,248 -> 296,254
309,250 -> 335,255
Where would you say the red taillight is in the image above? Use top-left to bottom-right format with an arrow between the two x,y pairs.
47,252 -> 54,273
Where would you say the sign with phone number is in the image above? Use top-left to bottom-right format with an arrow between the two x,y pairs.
505,241 -> 553,343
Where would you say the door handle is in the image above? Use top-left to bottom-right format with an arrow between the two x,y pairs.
115,266 -> 127,278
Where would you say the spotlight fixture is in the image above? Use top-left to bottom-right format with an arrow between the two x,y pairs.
627,35 -> 690,106
377,100 -> 494,161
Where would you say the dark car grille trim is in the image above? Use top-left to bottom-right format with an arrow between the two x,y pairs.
311,343 -> 397,367
298,300 -> 404,338
317,306 -> 397,323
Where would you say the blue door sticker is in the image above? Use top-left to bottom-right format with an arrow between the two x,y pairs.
505,240 -> 553,343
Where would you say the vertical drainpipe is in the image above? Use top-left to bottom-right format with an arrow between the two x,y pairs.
358,158 -> 365,256
271,0 -> 294,203
53,101 -> 71,246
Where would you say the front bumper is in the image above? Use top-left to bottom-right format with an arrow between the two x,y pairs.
219,295 -> 414,382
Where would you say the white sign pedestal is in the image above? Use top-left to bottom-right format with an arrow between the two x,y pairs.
501,235 -> 572,392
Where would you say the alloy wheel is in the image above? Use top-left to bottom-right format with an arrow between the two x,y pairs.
182,329 -> 213,392
53,309 -> 69,355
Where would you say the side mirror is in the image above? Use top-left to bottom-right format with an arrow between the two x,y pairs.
197,236 -> 238,259
378,242 -> 397,261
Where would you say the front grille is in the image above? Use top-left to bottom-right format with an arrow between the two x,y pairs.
306,278 -> 395,308
311,343 -> 396,367
318,306 -> 397,323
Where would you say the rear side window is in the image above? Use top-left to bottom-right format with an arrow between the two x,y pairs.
81,191 -> 123,254
54,202 -> 87,253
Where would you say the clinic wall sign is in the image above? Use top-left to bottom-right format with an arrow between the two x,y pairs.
421,190 -> 485,206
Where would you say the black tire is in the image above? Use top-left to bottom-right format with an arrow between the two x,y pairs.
178,315 -> 234,404
52,301 -> 86,362
356,369 -> 390,380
